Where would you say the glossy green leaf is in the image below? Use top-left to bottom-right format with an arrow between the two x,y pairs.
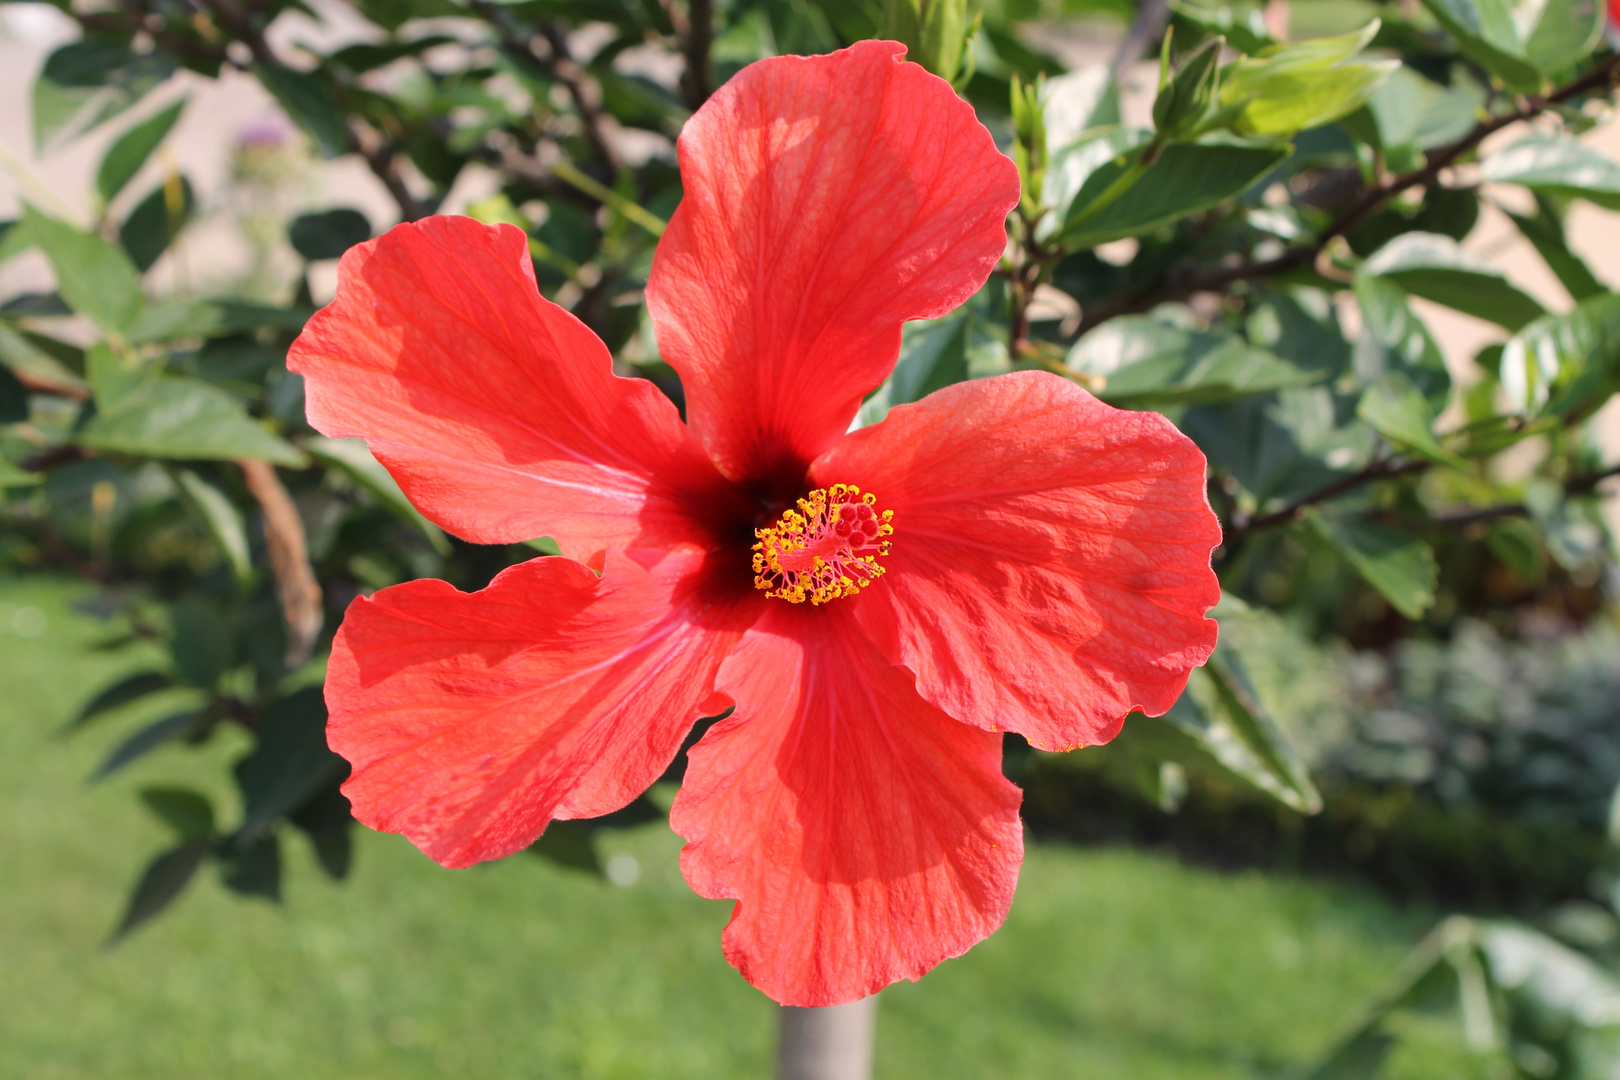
1521,0 -> 1604,74
1420,0 -> 1543,90
108,841 -> 210,943
140,786 -> 216,840
1307,510 -> 1437,619
254,65 -> 350,158
1058,140 -> 1288,248
1363,65 -> 1483,152
304,436 -> 451,554
171,468 -> 252,580
1500,293 -> 1620,414
1222,58 -> 1395,136
1352,272 -> 1450,407
1357,371 -> 1467,469
1364,232 -> 1545,331
78,375 -> 305,466
1067,314 -> 1317,406
1479,134 -> 1620,210
92,711 -> 203,781
288,209 -> 372,261
32,41 -> 176,150
96,98 -> 186,205
65,670 -> 175,732
236,688 -> 347,840
21,206 -> 144,335
1040,126 -> 1150,230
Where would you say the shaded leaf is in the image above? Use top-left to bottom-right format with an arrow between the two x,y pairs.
96,98 -> 186,205
1307,511 -> 1437,619
236,688 -> 346,840
220,832 -> 282,901
171,468 -> 252,580
170,598 -> 233,689
288,209 -> 372,261
1365,232 -> 1544,331
78,375 -> 305,466
0,361 -> 26,423
1503,201 -> 1606,302
21,206 -> 144,335
92,711 -> 203,781
66,670 -> 174,732
140,786 -> 216,840
288,783 -> 354,881
120,176 -> 195,274
33,41 -> 176,150
108,842 -> 210,943
1521,0 -> 1604,75
528,821 -> 604,875
255,65 -> 349,157
304,436 -> 449,553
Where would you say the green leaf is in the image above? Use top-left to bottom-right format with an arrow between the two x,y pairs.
1503,200 -> 1606,302
170,597 -> 233,688
528,821 -> 605,875
32,41 -> 176,150
1153,36 -> 1224,138
1499,293 -> 1620,414
287,785 -> 354,881
21,205 -> 144,335
304,436 -> 450,554
140,786 -> 216,840
220,833 -> 282,901
1419,0 -> 1543,90
1307,511 -> 1437,619
87,342 -> 149,408
1521,0 -> 1604,74
1357,371 -> 1467,469
0,324 -> 87,394
120,176 -> 195,274
288,209 -> 372,261
1041,64 -> 1120,151
356,0 -> 464,30
1220,41 -> 1396,137
1058,140 -> 1288,248
1479,134 -> 1620,210
0,459 -> 42,488
65,670 -> 175,732
108,842 -> 210,943
1363,65 -> 1484,153
78,375 -> 306,466
171,467 -> 252,580
1067,314 -> 1317,406
255,65 -> 349,158
96,99 -> 186,205
91,711 -> 203,781
1364,232 -> 1545,331
1477,921 -> 1620,1026
1040,126 -> 1151,230
1352,272 -> 1450,407
236,688 -> 347,840
0,361 -> 27,423
127,299 -> 227,344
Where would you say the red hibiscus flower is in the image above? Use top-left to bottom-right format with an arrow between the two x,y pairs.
288,39 -> 1221,1007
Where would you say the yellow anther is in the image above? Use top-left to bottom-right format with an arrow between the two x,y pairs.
752,485 -> 894,604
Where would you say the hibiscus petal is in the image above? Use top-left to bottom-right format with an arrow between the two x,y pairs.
327,551 -> 751,868
670,604 -> 1023,1006
289,215 -> 743,562
815,370 -> 1222,751
646,40 -> 1019,495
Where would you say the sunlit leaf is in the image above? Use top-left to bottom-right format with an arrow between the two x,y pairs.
1364,232 -> 1545,331
21,206 -> 145,336
78,375 -> 305,466
96,98 -> 186,205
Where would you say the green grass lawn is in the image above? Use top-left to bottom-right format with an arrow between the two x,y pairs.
1,573 -> 1487,1079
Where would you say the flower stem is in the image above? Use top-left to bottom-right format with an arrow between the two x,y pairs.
775,996 -> 877,1080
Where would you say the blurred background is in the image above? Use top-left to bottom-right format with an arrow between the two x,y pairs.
5,0 -> 1620,1076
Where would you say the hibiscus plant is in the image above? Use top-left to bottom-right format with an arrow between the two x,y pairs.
4,0 -> 1620,1047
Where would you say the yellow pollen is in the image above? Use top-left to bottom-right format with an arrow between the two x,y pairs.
752,484 -> 895,605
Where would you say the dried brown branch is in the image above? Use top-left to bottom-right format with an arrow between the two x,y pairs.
239,460 -> 323,669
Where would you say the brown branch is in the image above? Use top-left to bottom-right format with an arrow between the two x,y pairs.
1223,459 -> 1428,542
1077,53 -> 1620,333
239,460 -> 322,669
679,0 -> 714,111
1112,0 -> 1170,80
